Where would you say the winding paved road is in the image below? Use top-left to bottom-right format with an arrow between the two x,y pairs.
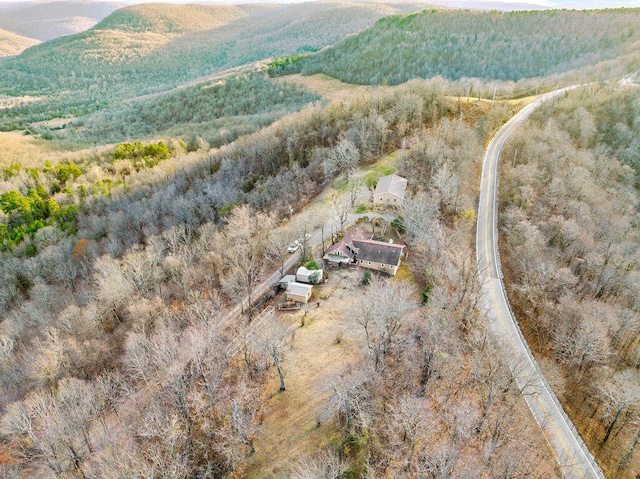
476,87 -> 605,479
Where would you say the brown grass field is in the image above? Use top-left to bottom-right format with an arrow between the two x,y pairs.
0,131 -> 64,169
243,268 -> 367,477
0,131 -> 113,170
276,73 -> 375,102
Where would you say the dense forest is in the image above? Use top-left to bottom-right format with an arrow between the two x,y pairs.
500,84 -> 640,478
37,73 -> 321,146
0,76 -> 560,477
297,8 -> 640,85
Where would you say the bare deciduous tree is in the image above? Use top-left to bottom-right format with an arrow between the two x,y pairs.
348,177 -> 362,208
329,190 -> 349,235
292,448 -> 347,479
355,277 -> 417,370
324,137 -> 360,184
326,365 -> 372,435
470,349 -> 517,433
215,384 -> 260,469
219,205 -> 274,317
255,318 -> 292,391
268,228 -> 295,278
393,394 -> 432,472
599,369 -> 640,444
417,443 -> 460,479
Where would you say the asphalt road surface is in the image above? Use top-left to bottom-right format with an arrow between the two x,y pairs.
476,87 -> 605,479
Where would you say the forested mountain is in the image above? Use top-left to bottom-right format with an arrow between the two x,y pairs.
92,2 -> 266,34
0,1 -> 431,134
0,28 -> 39,58
0,1 -> 123,41
46,73 -> 321,146
297,8 -> 640,84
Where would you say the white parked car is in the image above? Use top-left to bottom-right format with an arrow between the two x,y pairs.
287,240 -> 300,253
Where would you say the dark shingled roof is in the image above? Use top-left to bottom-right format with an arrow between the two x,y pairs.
352,239 -> 405,266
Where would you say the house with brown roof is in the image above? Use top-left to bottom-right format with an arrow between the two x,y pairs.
374,174 -> 408,206
352,239 -> 405,276
323,225 -> 372,266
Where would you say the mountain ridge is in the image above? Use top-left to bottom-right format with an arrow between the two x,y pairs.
297,8 -> 640,84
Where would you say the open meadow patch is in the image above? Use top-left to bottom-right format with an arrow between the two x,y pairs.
244,268 -> 366,477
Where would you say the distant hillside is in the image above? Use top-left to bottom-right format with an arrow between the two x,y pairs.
298,8 -> 640,84
93,3 -> 264,34
0,1 -> 432,132
0,28 -> 39,57
43,72 -> 321,146
0,1 -> 123,41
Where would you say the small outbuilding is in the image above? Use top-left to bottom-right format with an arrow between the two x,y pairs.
278,275 -> 296,289
374,174 -> 408,206
296,266 -> 323,284
286,281 -> 313,303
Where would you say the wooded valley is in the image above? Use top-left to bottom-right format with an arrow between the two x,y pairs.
0,2 -> 430,135
0,77 -> 557,477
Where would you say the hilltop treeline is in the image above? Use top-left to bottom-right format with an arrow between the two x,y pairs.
298,8 -> 640,85
500,84 -> 640,478
37,73 -> 320,146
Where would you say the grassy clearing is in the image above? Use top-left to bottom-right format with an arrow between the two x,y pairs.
277,73 -> 374,101
392,261 -> 417,285
362,151 -> 398,186
0,131 -> 112,169
328,150 -> 401,208
0,29 -> 39,57
280,148 -> 404,245
244,269 -> 366,477
0,131 -> 65,169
